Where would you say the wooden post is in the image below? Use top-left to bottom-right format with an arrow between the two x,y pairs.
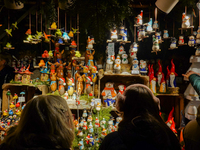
77,13 -> 79,51
36,11 -> 38,31
57,7 -> 59,29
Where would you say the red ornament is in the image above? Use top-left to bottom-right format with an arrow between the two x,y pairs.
16,102 -> 20,108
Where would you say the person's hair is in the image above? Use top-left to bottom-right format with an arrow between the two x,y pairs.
116,84 -> 180,149
116,84 -> 160,121
196,105 -> 200,126
2,95 -> 75,149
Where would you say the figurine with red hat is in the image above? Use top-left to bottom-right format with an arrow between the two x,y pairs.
136,10 -> 143,25
101,127 -> 107,138
95,117 -> 100,128
156,60 -> 165,87
149,65 -> 157,93
82,66 -> 90,82
166,66 -> 170,87
159,75 -> 166,93
148,64 -> 151,77
118,84 -> 126,95
169,59 -> 178,88
83,120 -> 88,131
86,76 -> 93,97
166,107 -> 177,134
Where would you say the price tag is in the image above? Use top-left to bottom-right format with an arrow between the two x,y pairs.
18,96 -> 25,102
108,43 -> 115,56
94,99 -> 101,106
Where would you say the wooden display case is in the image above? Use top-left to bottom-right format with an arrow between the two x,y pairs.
1,83 -> 48,112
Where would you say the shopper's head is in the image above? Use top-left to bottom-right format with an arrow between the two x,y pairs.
116,84 -> 160,120
2,95 -> 74,149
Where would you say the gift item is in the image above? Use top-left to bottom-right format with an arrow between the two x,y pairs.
155,32 -> 162,43
104,92 -> 115,107
166,107 -> 177,134
149,65 -> 156,93
196,27 -> 200,44
77,127 -> 83,137
188,35 -> 196,47
114,56 -> 121,74
146,18 -> 153,33
62,32 -> 70,41
156,60 -> 164,87
42,50 -> 49,58
138,25 -> 146,41
95,117 -> 100,128
87,112 -> 93,122
101,82 -> 117,100
170,37 -> 177,49
121,53 -> 128,64
153,21 -> 159,29
105,55 -> 114,74
178,35 -> 185,45
118,84 -> 126,95
110,27 -> 118,41
77,76 -> 83,96
152,36 -> 160,53
86,36 -> 94,49
50,22 -> 57,29
168,59 -> 178,88
139,60 -> 147,75
131,57 -> 140,75
101,127 -> 107,138
78,139 -> 84,150
67,78 -> 74,98
96,102 -> 101,111
182,13 -> 190,28
86,76 -> 93,97
118,46 -> 125,55
136,10 -> 143,25
159,75 -> 166,93
50,73 -> 57,92
122,28 -> 127,41
163,30 -> 169,39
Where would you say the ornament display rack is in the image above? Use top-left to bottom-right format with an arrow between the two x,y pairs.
2,83 -> 48,112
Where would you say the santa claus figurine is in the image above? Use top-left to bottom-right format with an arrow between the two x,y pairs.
136,10 -> 143,25
118,84 -> 126,95
95,117 -> 100,128
156,60 -> 164,87
149,65 -> 156,94
159,75 -> 166,93
178,35 -> 184,45
165,107 -> 177,134
169,59 -> 178,88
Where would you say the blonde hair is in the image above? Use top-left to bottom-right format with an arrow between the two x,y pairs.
2,95 -> 74,149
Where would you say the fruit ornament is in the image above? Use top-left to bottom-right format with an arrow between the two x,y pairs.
42,50 -> 49,58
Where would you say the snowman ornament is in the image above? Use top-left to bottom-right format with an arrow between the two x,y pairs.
118,46 -> 125,55
188,35 -> 196,47
170,37 -> 177,49
196,27 -> 200,44
114,56 -> 121,74
121,54 -> 128,64
163,30 -> 169,39
131,57 -> 140,75
178,35 -> 185,45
